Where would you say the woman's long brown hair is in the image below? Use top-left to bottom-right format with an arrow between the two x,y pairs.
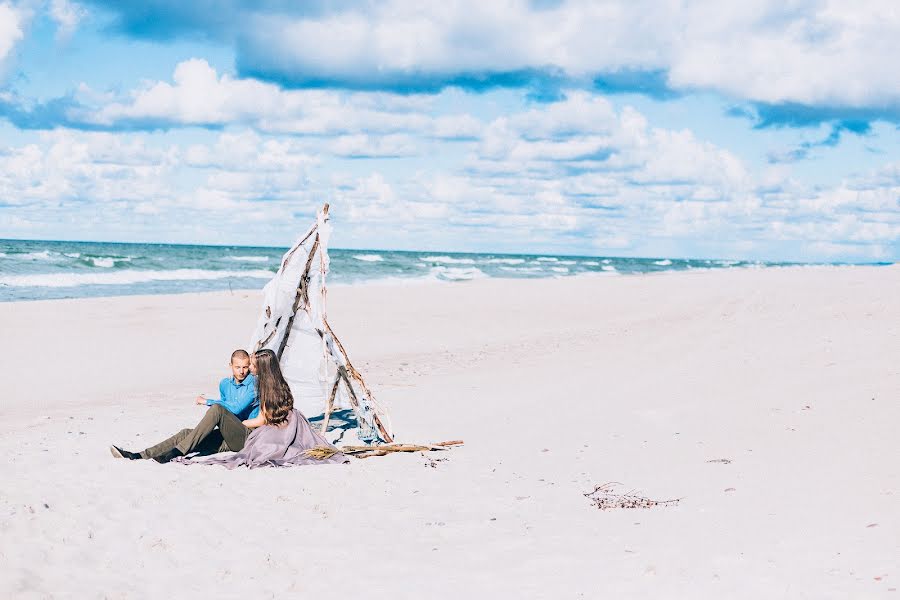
253,349 -> 293,426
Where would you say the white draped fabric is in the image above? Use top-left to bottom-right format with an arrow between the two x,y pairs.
248,207 -> 392,442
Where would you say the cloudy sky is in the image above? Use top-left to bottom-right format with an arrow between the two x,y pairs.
1,1 -> 898,260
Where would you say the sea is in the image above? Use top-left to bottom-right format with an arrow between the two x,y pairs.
0,238 -> 876,302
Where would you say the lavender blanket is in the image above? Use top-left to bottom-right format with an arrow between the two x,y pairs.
185,408 -> 348,469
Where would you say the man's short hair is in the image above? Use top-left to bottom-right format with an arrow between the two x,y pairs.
231,349 -> 250,362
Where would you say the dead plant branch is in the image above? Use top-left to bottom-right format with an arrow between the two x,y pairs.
584,482 -> 682,510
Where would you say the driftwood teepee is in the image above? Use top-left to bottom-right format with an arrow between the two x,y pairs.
248,204 -> 393,444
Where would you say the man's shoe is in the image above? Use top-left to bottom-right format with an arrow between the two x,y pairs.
110,445 -> 142,460
153,448 -> 183,464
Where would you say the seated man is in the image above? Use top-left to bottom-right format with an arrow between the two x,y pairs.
111,349 -> 259,463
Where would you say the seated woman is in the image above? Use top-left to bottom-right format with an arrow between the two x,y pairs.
189,348 -> 347,469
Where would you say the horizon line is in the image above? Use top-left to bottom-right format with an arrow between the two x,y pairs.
0,237 -> 893,266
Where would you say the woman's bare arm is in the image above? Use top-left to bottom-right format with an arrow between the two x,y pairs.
242,413 -> 265,429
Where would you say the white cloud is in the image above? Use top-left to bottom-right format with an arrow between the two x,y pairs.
49,0 -> 85,40
427,92 -> 896,256
1,93 -> 896,260
328,134 -> 419,158
236,0 -> 900,110
87,59 -> 475,141
668,1 -> 900,107
0,129 -> 325,243
183,130 -> 318,172
0,131 -> 176,205
0,2 -> 24,62
471,93 -> 750,200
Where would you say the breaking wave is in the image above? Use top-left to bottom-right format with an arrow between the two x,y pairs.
15,250 -> 57,261
1,240 -> 816,301
82,256 -> 133,268
420,255 -> 476,265
499,266 -> 544,272
0,269 -> 274,288
429,266 -> 487,281
228,255 -> 269,262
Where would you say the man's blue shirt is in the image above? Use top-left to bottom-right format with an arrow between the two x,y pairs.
206,373 -> 259,420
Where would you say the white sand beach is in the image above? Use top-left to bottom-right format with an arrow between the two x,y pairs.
1,266 -> 898,599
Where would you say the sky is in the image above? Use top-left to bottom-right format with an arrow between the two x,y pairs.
0,1 -> 898,261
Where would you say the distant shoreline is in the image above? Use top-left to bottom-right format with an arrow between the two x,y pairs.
1,238 -> 893,302
1,262 -> 895,305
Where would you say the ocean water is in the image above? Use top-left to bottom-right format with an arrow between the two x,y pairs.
0,238 -> 835,302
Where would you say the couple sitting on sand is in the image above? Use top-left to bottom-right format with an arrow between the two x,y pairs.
111,348 -> 346,468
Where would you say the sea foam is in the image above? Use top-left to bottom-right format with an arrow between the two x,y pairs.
84,256 -> 132,268
17,250 -> 57,261
0,269 -> 274,288
353,254 -> 384,262
499,266 -> 543,272
429,266 -> 486,281
420,256 -> 476,265
229,256 -> 269,263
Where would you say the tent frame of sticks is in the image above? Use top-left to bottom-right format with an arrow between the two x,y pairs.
249,203 -> 394,444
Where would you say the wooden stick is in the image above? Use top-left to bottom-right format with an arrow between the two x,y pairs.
320,375 -> 340,435
280,223 -> 318,270
255,322 -> 279,352
297,237 -> 320,312
340,440 -> 464,454
277,236 -> 319,360
304,439 -> 462,461
324,320 -> 393,442
336,365 -> 362,418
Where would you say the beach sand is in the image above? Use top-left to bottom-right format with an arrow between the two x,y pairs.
1,266 -> 898,598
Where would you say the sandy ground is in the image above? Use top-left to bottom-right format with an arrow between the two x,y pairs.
1,266 -> 898,599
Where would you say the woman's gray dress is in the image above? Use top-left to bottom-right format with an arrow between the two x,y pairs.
186,408 -> 348,469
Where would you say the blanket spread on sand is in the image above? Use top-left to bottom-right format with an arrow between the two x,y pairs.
184,409 -> 348,469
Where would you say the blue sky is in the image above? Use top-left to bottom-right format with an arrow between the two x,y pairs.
0,1 -> 898,261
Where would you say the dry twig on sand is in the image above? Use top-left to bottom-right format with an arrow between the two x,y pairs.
304,440 -> 464,460
302,446 -> 343,460
584,482 -> 682,510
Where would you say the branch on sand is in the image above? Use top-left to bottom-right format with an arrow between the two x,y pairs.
304,440 -> 464,460
584,482 -> 682,510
